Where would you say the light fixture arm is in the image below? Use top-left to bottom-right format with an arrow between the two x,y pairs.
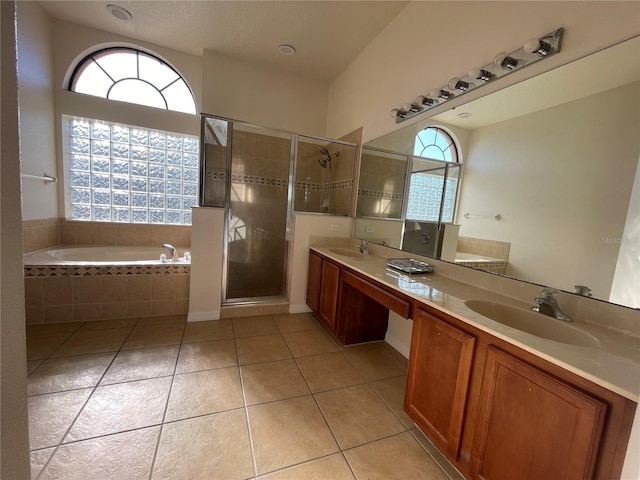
390,27 -> 564,123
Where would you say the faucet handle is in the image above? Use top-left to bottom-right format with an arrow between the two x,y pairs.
540,287 -> 559,298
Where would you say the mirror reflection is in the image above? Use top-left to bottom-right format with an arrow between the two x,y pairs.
355,37 -> 640,309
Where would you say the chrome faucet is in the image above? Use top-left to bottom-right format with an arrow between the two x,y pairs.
162,243 -> 179,261
355,239 -> 369,255
532,288 -> 572,322
574,285 -> 592,297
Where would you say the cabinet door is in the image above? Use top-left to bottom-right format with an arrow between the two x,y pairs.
318,260 -> 340,332
405,308 -> 476,459
306,252 -> 322,313
472,347 -> 607,480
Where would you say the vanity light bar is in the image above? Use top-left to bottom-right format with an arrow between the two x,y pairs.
390,28 -> 564,123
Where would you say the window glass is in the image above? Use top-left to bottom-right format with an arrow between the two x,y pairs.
64,115 -> 198,225
70,47 -> 196,115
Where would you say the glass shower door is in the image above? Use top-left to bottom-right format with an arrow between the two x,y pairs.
224,122 -> 293,303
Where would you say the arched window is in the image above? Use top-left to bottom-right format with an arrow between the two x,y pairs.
407,127 -> 461,223
69,47 -> 196,114
413,126 -> 458,163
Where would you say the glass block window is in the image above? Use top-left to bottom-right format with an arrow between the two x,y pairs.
406,172 -> 458,222
64,116 -> 199,225
69,47 -> 197,115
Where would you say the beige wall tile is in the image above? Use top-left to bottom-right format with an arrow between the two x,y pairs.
100,276 -> 127,302
59,220 -> 75,245
73,303 -> 102,322
115,224 -> 135,245
96,224 -> 117,245
72,276 -> 100,304
75,223 -> 97,245
174,298 -> 190,314
24,278 -> 43,306
127,301 -> 153,318
152,299 -> 175,316
101,302 -> 128,320
127,276 -> 152,301
25,306 -> 44,324
152,276 -> 175,300
43,305 -> 74,323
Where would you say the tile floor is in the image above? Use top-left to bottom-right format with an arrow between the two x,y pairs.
27,312 -> 456,479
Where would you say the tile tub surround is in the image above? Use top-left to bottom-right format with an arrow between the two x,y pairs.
24,268 -> 190,324
23,218 -> 60,254
26,313 -> 457,480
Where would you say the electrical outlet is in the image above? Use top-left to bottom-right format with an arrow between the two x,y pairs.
365,226 -> 375,233
330,224 -> 341,231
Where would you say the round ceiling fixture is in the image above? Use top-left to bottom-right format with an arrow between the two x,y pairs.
278,45 -> 296,56
107,4 -> 132,22
457,112 -> 472,119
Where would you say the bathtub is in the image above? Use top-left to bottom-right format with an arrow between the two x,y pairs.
454,252 -> 502,263
24,245 -> 191,324
454,251 -> 508,274
24,246 -> 190,266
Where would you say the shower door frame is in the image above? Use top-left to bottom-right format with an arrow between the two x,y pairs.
220,117 -> 297,305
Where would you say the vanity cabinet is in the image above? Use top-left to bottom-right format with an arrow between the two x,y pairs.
306,251 -> 340,334
405,304 -> 635,480
405,307 -> 476,458
471,346 -> 607,480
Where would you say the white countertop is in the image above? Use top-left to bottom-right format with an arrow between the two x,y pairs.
311,246 -> 640,402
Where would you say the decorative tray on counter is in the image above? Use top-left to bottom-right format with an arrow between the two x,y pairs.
386,258 -> 434,274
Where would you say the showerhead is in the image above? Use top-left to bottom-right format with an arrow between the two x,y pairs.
318,147 -> 339,168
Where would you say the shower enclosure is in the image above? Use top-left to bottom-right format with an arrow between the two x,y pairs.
200,115 -> 357,304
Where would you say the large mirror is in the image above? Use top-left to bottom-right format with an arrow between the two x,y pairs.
355,36 -> 640,309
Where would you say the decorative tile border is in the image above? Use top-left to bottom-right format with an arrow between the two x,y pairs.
24,264 -> 190,277
358,189 -> 404,200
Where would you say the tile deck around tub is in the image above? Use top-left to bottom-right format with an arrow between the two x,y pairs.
27,312 -> 460,480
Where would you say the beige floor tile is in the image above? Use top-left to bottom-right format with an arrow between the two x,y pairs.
343,344 -> 407,382
371,375 -> 414,428
28,353 -> 115,396
232,315 -> 279,337
100,345 -> 179,385
26,333 -> 73,360
136,314 -> 186,327
27,360 -> 43,375
78,318 -> 137,331
65,377 -> 171,442
51,328 -> 131,357
39,426 -> 160,480
152,410 -> 254,480
236,334 -> 292,365
283,330 -> 339,357
273,312 -> 320,333
409,428 -> 466,480
165,367 -> 244,422
249,395 -> 339,475
259,453 -> 355,480
121,324 -> 184,350
296,352 -> 364,393
28,388 -> 92,450
175,339 -> 238,374
182,319 -> 234,343
241,359 -> 310,405
344,431 -> 449,480
315,384 -> 405,449
30,447 -> 55,480
27,322 -> 83,336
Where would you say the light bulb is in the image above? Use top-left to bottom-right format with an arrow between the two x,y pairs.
416,95 -> 436,107
402,103 -> 413,112
390,108 -> 400,118
523,37 -> 551,56
430,89 -> 452,100
448,77 -> 470,92
469,67 -> 491,82
493,52 -> 518,70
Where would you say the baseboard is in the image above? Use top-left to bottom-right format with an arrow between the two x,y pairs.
384,332 -> 410,359
289,303 -> 312,314
187,310 -> 221,322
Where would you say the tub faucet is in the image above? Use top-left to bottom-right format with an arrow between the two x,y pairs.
355,239 -> 369,255
162,244 -> 179,261
532,288 -> 572,322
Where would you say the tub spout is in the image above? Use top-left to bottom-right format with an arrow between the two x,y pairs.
162,244 -> 179,261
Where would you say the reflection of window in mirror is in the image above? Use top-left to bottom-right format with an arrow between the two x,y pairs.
408,127 -> 461,223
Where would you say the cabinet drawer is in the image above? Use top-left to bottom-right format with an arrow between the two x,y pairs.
341,270 -> 410,318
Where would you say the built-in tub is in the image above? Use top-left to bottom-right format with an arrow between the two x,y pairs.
24,245 -> 191,324
24,245 -> 190,265
454,252 -> 508,274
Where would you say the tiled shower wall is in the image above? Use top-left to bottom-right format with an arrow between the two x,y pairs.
357,152 -> 406,218
23,218 -> 60,253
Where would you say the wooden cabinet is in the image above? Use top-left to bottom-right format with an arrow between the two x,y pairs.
405,306 -> 633,480
306,251 -> 340,335
405,307 -> 476,459
471,347 -> 607,480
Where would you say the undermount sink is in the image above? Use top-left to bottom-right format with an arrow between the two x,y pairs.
329,248 -> 362,258
464,300 -> 600,348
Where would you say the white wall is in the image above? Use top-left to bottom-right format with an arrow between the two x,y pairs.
327,1 -> 640,143
17,1 -> 57,221
458,83 -> 638,302
1,1 -> 31,477
202,50 -> 329,137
